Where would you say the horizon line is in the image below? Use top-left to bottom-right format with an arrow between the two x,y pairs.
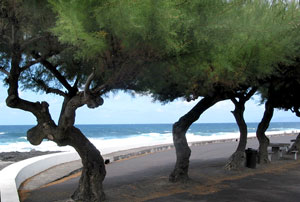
0,121 -> 299,126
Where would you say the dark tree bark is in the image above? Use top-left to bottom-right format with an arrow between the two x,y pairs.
224,100 -> 247,170
169,95 -> 226,182
57,90 -> 106,201
68,127 -> 106,201
225,88 -> 256,170
6,44 -> 107,201
256,100 -> 274,164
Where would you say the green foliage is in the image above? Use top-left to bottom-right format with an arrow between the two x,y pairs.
0,0 -> 94,94
50,0 -> 192,59
50,0 -> 300,102
50,0 -> 106,60
259,59 -> 300,115
143,0 -> 300,102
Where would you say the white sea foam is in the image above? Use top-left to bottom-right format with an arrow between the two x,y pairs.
0,141 -> 74,153
0,132 -> 5,135
0,129 -> 298,153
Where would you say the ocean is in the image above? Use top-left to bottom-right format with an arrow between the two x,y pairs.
0,122 -> 299,154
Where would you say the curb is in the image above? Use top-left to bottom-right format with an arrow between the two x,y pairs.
0,152 -> 80,202
0,144 -> 176,202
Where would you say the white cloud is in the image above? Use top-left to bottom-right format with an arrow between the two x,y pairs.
156,108 -> 163,113
113,95 -> 121,101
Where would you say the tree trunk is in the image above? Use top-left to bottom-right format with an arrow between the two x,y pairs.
288,133 -> 300,153
224,100 -> 247,170
27,124 -> 107,202
55,93 -> 106,201
224,88 -> 256,170
67,127 -> 106,202
5,23 -> 107,201
257,101 -> 274,164
169,122 -> 192,182
169,96 -> 225,182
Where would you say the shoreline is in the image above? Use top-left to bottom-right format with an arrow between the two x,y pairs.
0,131 -> 297,171
1,124 -> 299,153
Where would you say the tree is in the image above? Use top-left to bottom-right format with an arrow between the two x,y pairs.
224,0 -> 300,168
48,0 -> 300,185
133,0 -> 239,181
49,0 -> 234,184
0,0 -> 149,201
257,59 -> 300,160
146,0 -> 300,178
255,58 -> 300,163
0,1 -> 106,200
224,87 -> 257,170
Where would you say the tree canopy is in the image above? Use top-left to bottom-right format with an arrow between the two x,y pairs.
50,0 -> 300,102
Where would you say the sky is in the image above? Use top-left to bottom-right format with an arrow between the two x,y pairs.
0,85 -> 299,125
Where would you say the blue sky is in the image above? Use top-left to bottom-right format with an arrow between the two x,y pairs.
0,85 -> 298,125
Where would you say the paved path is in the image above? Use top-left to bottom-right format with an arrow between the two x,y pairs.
21,134 -> 299,202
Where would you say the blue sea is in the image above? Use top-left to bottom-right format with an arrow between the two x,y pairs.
0,122 -> 299,153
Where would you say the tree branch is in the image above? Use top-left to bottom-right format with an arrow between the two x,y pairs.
58,93 -> 86,128
33,78 -> 67,97
244,87 -> 257,101
20,58 -> 42,72
0,66 -> 10,76
83,70 -> 104,109
73,76 -> 79,89
231,97 -> 238,105
84,71 -> 95,97
32,52 -> 74,93
92,84 -> 107,95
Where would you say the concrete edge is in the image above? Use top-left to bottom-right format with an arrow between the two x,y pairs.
0,132 -> 297,202
0,152 -> 80,202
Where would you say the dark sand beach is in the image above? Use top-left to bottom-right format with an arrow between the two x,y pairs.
13,133 -> 300,202
0,151 -> 61,171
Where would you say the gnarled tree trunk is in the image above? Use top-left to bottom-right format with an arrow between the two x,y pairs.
57,92 -> 106,201
4,12 -> 107,201
6,54 -> 107,201
27,123 -> 106,201
224,88 -> 256,170
68,127 -> 106,201
169,95 -> 225,182
257,100 -> 274,164
224,100 -> 247,170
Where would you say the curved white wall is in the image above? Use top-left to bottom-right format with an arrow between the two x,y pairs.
0,152 -> 80,202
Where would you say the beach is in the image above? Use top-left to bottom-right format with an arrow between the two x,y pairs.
0,151 -> 61,171
14,132 -> 300,202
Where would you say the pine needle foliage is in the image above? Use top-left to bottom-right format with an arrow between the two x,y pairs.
49,0 -> 300,102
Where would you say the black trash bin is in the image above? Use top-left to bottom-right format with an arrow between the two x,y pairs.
245,148 -> 257,169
